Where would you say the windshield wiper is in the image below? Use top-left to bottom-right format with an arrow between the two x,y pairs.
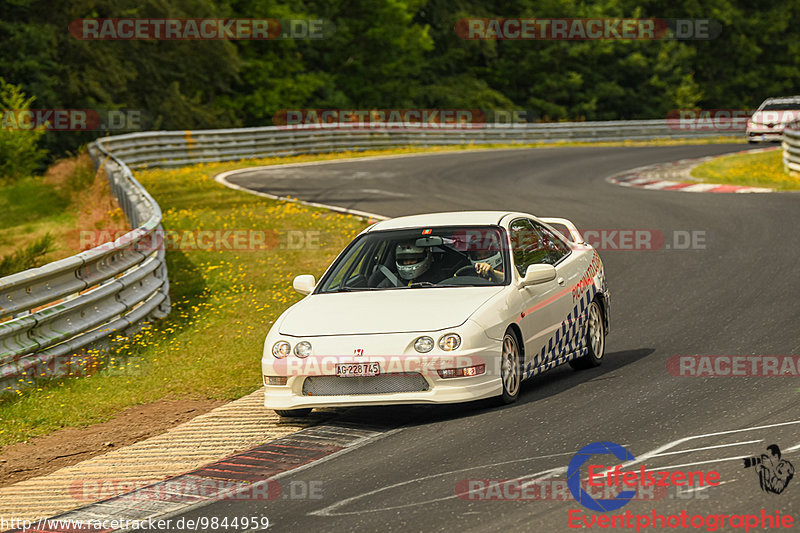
407,281 -> 440,288
335,286 -> 376,292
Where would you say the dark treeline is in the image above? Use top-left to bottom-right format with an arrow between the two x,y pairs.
1,0 -> 798,159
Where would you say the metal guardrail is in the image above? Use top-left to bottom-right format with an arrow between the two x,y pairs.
782,120 -> 800,175
0,142 -> 171,392
99,119 -> 736,169
0,119 -> 739,392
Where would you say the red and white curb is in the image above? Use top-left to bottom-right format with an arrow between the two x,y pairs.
607,147 -> 779,193
13,415 -> 403,533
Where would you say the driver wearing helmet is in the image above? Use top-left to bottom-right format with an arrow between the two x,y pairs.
379,241 -> 439,287
468,249 -> 504,282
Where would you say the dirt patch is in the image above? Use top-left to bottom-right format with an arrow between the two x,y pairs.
0,398 -> 225,488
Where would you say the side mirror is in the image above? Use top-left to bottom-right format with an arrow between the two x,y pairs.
293,274 -> 316,295
520,264 -> 556,288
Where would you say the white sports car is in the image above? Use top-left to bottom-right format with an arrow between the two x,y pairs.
261,211 -> 610,417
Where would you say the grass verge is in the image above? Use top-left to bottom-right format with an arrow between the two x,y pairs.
0,152 -> 126,269
0,137 -> 744,448
690,147 -> 800,190
0,157 -> 368,447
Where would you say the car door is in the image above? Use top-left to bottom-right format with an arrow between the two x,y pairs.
530,219 -> 586,359
509,218 -> 576,373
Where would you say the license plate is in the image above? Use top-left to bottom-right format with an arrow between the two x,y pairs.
336,363 -> 380,377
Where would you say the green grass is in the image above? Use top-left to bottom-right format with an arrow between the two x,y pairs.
0,137 -> 745,447
690,148 -> 800,190
0,177 -> 72,260
0,158 -> 368,447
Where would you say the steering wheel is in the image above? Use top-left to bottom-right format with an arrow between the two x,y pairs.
454,265 -> 480,277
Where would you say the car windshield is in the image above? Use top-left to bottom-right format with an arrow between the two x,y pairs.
317,226 -> 509,293
761,103 -> 800,111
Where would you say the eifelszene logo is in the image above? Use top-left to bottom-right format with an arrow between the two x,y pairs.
743,444 -> 794,495
567,441 -> 721,512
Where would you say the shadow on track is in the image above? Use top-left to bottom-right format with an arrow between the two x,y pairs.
321,348 -> 655,430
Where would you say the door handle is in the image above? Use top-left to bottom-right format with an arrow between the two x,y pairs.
557,277 -> 565,286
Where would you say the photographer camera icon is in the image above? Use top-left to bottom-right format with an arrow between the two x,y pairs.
743,444 -> 794,495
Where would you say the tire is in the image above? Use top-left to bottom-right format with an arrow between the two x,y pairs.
569,299 -> 605,370
274,408 -> 312,418
498,329 -> 522,404
748,140 -> 758,144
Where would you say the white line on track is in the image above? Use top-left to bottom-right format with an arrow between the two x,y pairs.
649,439 -> 763,457
312,419 -> 800,517
308,452 -> 580,517
679,479 -> 735,494
642,456 -> 750,471
214,146 -> 543,223
215,169 -> 389,221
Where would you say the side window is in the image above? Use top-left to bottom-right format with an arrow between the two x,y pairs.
328,240 -> 382,289
509,219 -> 548,276
532,222 -> 571,265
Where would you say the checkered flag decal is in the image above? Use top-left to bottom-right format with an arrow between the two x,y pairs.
523,286 -> 597,379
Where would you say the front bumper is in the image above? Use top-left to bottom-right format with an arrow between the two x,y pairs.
263,372 -> 501,409
746,127 -> 784,141
262,322 -> 504,410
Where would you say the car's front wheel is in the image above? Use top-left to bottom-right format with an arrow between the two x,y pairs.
499,330 -> 522,404
274,408 -> 312,418
569,299 -> 605,370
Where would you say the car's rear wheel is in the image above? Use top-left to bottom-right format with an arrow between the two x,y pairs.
499,330 -> 522,404
569,299 -> 605,370
274,408 -> 312,418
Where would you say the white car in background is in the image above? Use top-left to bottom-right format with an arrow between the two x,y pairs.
261,211 -> 610,417
747,96 -> 800,143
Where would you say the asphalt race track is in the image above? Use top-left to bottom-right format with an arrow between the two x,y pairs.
147,144 -> 800,531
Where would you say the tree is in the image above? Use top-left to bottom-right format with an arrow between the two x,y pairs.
0,78 -> 46,183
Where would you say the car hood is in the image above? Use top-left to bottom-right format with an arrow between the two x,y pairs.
279,287 -> 502,336
751,110 -> 799,125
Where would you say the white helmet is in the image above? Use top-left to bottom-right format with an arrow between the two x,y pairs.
396,242 -> 431,280
470,249 -> 503,270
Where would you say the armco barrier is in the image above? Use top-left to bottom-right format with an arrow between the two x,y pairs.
782,120 -> 800,176
0,120 -> 737,391
0,143 -> 171,392
98,120 -> 736,169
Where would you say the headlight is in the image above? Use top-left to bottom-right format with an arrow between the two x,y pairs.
272,341 -> 291,359
438,333 -> 461,351
414,336 -> 434,353
294,341 -> 313,358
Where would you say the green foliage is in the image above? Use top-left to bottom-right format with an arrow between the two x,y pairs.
1,0 -> 798,158
0,233 -> 54,277
0,78 -> 47,183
